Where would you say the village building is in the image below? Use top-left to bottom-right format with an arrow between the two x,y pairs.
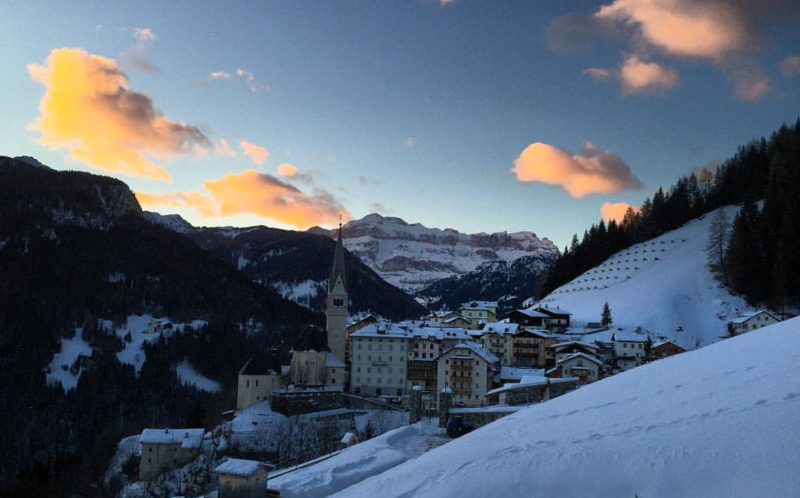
214,458 -> 270,498
403,322 -> 471,393
534,305 -> 572,331
345,314 -> 379,364
458,301 -> 499,329
504,308 -> 550,328
650,340 -> 686,360
349,322 -> 411,397
480,322 -> 518,366
611,332 -> 650,370
511,328 -> 555,368
546,352 -> 603,385
236,352 -> 285,410
729,310 -> 781,336
553,341 -> 600,364
139,428 -> 205,480
487,375 -> 579,406
290,325 -> 346,389
436,342 -> 499,407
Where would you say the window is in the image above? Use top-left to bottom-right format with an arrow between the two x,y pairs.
357,367 -> 361,372
255,379 -> 259,387
246,379 -> 250,388
333,369 -> 336,374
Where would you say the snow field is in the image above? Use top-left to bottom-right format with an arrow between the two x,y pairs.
541,206 -> 749,349
330,317 -> 800,498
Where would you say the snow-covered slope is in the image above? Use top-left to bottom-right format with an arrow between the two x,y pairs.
313,213 -> 559,293
539,206 -> 748,349
333,317 -> 800,498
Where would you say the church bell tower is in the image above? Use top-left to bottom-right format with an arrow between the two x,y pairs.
326,221 -> 348,364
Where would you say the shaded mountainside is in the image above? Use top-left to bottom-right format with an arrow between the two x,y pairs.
310,213 -> 559,294
181,224 -> 427,322
0,156 -> 317,496
418,253 -> 558,312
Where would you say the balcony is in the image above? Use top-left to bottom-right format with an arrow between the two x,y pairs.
451,364 -> 473,372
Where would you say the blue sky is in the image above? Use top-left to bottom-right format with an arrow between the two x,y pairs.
2,0 -> 799,248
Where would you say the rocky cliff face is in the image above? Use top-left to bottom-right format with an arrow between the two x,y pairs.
310,213 -> 560,293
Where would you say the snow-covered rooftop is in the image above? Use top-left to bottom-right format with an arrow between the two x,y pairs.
139,428 -> 204,449
442,342 -> 499,364
557,352 -> 604,366
213,458 -> 265,477
499,366 -> 545,381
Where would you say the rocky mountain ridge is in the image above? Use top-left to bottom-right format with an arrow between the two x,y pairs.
309,213 -> 559,293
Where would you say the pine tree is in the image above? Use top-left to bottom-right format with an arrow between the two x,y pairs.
601,302 -> 613,327
706,208 -> 730,272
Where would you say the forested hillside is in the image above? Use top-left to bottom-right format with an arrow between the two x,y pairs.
0,157 -> 318,497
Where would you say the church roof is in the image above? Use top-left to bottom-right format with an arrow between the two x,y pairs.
239,353 -> 283,376
328,223 -> 347,293
293,324 -> 330,352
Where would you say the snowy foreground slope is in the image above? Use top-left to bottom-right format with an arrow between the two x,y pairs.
540,206 -> 747,349
332,318 -> 800,498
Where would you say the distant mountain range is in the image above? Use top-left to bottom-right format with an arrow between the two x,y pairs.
309,213 -> 559,296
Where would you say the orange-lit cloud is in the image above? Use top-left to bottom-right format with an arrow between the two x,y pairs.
136,191 -> 219,218
240,139 -> 269,165
620,55 -> 680,94
277,163 -> 298,177
512,142 -> 644,198
596,0 -> 750,61
552,1 -> 800,100
405,136 -> 416,148
137,169 -> 348,229
28,48 -> 210,181
601,201 -> 640,223
780,55 -> 800,77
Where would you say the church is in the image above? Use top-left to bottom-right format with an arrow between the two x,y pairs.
235,223 -> 350,410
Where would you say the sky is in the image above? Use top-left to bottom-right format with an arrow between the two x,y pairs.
1,0 -> 799,249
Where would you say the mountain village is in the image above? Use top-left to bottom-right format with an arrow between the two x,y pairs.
121,221 -> 784,498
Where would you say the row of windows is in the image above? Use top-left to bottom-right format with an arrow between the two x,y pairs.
354,377 -> 404,386
355,366 -> 405,375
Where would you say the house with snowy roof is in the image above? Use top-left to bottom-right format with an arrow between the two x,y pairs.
611,331 -> 650,370
504,308 -> 550,328
546,352 -> 603,385
436,342 -> 499,407
650,340 -> 686,361
139,428 -> 205,480
729,310 -> 781,336
237,352 -> 285,410
487,375 -> 578,406
533,305 -> 572,331
553,341 -> 599,364
480,322 -> 519,366
214,458 -> 271,498
511,328 -> 555,368
458,301 -> 499,329
349,322 -> 412,397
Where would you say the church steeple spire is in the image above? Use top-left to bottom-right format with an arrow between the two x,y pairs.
328,221 -> 347,295
326,219 -> 348,364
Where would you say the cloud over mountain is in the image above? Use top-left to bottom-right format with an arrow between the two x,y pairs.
512,142 -> 644,198
28,48 -> 210,181
136,169 -> 347,229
